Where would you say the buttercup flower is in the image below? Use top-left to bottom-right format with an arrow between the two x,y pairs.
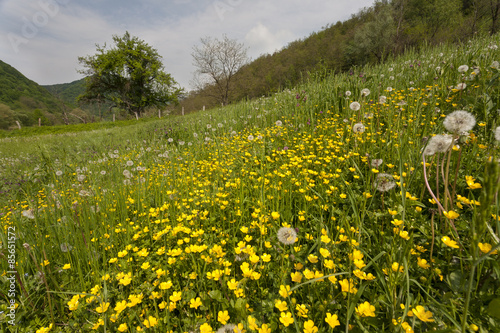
356,301 -> 376,317
442,236 -> 459,249
412,305 -> 435,322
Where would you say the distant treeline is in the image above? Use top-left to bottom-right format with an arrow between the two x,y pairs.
177,0 -> 500,113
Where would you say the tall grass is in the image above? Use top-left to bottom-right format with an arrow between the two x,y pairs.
1,34 -> 500,332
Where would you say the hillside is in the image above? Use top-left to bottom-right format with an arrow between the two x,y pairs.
0,59 -> 71,129
43,78 -> 86,108
179,0 -> 500,112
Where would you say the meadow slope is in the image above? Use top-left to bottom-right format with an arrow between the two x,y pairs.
1,35 -> 500,332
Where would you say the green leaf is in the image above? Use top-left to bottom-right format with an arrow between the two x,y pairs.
235,298 -> 247,313
448,270 -> 467,293
208,290 -> 223,302
487,298 -> 500,319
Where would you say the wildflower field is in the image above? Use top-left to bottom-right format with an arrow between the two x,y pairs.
2,35 -> 500,333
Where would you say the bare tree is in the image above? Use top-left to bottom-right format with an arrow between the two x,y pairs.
191,35 -> 248,106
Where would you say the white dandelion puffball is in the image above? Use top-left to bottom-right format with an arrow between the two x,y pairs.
423,134 -> 453,156
277,227 -> 297,245
458,65 -> 469,73
361,88 -> 370,97
352,123 -> 365,133
275,120 -> 283,126
217,324 -> 242,333
350,101 -> 361,111
379,95 -> 387,104
345,91 -> 352,97
248,135 -> 255,141
494,126 -> 500,141
371,159 -> 383,168
22,209 -> 35,219
375,173 -> 396,192
455,83 -> 467,90
443,110 -> 476,134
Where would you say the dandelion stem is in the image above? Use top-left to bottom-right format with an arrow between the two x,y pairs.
422,154 -> 445,213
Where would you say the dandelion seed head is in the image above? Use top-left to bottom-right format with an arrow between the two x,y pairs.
60,243 -> 73,252
375,173 -> 396,192
217,324 -> 242,333
361,88 -> 370,97
458,65 -> 469,73
277,227 -> 297,245
22,209 -> 35,219
494,126 -> 500,141
424,134 -> 453,156
345,91 -> 351,97
350,102 -> 361,111
443,110 -> 476,134
352,123 -> 365,133
371,159 -> 383,168
379,95 -> 387,104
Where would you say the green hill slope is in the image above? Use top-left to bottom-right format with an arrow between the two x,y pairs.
0,59 -> 68,129
43,78 -> 86,108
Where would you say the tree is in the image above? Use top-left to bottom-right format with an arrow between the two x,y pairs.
345,2 -> 396,65
78,32 -> 182,116
191,35 -> 248,106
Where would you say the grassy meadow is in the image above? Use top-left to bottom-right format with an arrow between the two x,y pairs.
1,34 -> 500,332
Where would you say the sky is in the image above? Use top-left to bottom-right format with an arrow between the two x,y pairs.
0,0 -> 374,91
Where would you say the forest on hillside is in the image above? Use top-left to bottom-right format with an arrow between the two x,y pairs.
178,0 -> 500,113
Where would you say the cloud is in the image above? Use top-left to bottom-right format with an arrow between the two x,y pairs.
245,22 -> 294,58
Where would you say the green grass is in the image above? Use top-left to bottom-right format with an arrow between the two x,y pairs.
1,34 -> 500,333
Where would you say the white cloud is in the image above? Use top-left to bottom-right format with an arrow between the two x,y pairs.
245,22 -> 294,58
